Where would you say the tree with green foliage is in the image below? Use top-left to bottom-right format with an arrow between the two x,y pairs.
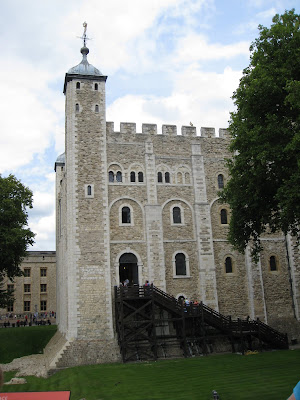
0,174 -> 35,307
221,9 -> 300,259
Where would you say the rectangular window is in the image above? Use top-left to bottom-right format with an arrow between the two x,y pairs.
24,301 -> 30,312
40,284 -> 47,293
40,300 -> 47,311
24,284 -> 31,293
40,268 -> 47,277
7,284 -> 14,292
7,303 -> 14,312
24,268 -> 31,277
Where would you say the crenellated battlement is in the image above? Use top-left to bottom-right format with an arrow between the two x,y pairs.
106,122 -> 230,139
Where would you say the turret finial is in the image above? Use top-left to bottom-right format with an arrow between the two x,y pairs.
82,22 -> 88,47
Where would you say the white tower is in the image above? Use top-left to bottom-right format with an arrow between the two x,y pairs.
55,24 -> 120,366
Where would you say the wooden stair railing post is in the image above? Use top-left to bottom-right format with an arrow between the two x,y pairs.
238,318 -> 245,355
228,316 -> 235,353
181,302 -> 188,357
257,318 -> 262,352
200,302 -> 207,355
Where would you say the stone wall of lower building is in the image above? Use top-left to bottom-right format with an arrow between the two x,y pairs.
0,251 -> 56,316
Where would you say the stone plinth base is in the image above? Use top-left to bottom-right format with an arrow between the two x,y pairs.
55,338 -> 121,368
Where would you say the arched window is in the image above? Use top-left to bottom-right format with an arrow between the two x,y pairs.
122,207 -> 131,224
221,209 -> 228,224
76,82 -> 80,89
138,172 -> 143,182
116,171 -> 122,182
109,171 -> 114,182
175,253 -> 186,276
94,83 -> 98,90
270,256 -> 277,271
177,172 -> 182,184
130,171 -> 136,182
165,172 -> 170,183
75,103 -> 79,112
173,207 -> 181,224
87,185 -> 92,196
225,257 -> 233,273
158,172 -> 162,183
218,174 -> 224,189
185,172 -> 190,184
95,104 -> 99,113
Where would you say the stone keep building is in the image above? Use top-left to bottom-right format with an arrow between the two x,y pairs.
54,42 -> 300,366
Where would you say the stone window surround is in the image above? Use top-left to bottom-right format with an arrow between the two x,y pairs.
172,250 -> 190,278
40,300 -> 47,311
24,301 -> 31,312
170,204 -> 184,226
223,255 -> 236,275
24,283 -> 31,293
219,206 -> 230,225
176,168 -> 191,185
40,268 -> 47,277
40,283 -> 47,293
268,254 -> 280,273
114,248 -> 144,286
119,203 -> 134,226
130,170 -> 144,183
84,184 -> 94,198
24,268 -> 31,277
108,163 -> 124,184
217,172 -> 225,189
156,165 -> 172,184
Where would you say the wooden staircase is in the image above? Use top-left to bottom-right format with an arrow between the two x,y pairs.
114,285 -> 288,362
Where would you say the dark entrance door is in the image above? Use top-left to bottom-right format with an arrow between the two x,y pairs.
119,253 -> 138,285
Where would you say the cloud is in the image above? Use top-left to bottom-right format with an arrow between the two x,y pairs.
0,60 -> 61,173
172,34 -> 249,64
107,65 -> 242,133
29,212 -> 56,251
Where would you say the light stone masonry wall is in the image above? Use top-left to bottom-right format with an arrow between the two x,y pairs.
53,53 -> 300,367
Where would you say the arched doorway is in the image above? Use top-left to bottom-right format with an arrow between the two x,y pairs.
119,253 -> 138,285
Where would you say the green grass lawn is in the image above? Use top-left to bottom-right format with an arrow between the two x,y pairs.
0,325 -> 57,363
2,349 -> 300,400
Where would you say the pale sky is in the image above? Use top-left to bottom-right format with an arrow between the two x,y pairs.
0,0 -> 298,250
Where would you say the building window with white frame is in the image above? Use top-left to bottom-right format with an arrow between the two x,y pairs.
85,184 -> 94,198
122,206 -> 131,224
175,253 -> 187,276
165,172 -> 170,183
225,257 -> 233,273
172,206 -> 182,224
218,174 -> 224,189
109,171 -> 114,182
116,171 -> 122,182
221,209 -> 228,224
138,171 -> 144,182
130,171 -> 136,182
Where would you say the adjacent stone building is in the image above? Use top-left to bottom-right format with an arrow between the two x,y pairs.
0,251 -> 56,316
52,38 -> 300,367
